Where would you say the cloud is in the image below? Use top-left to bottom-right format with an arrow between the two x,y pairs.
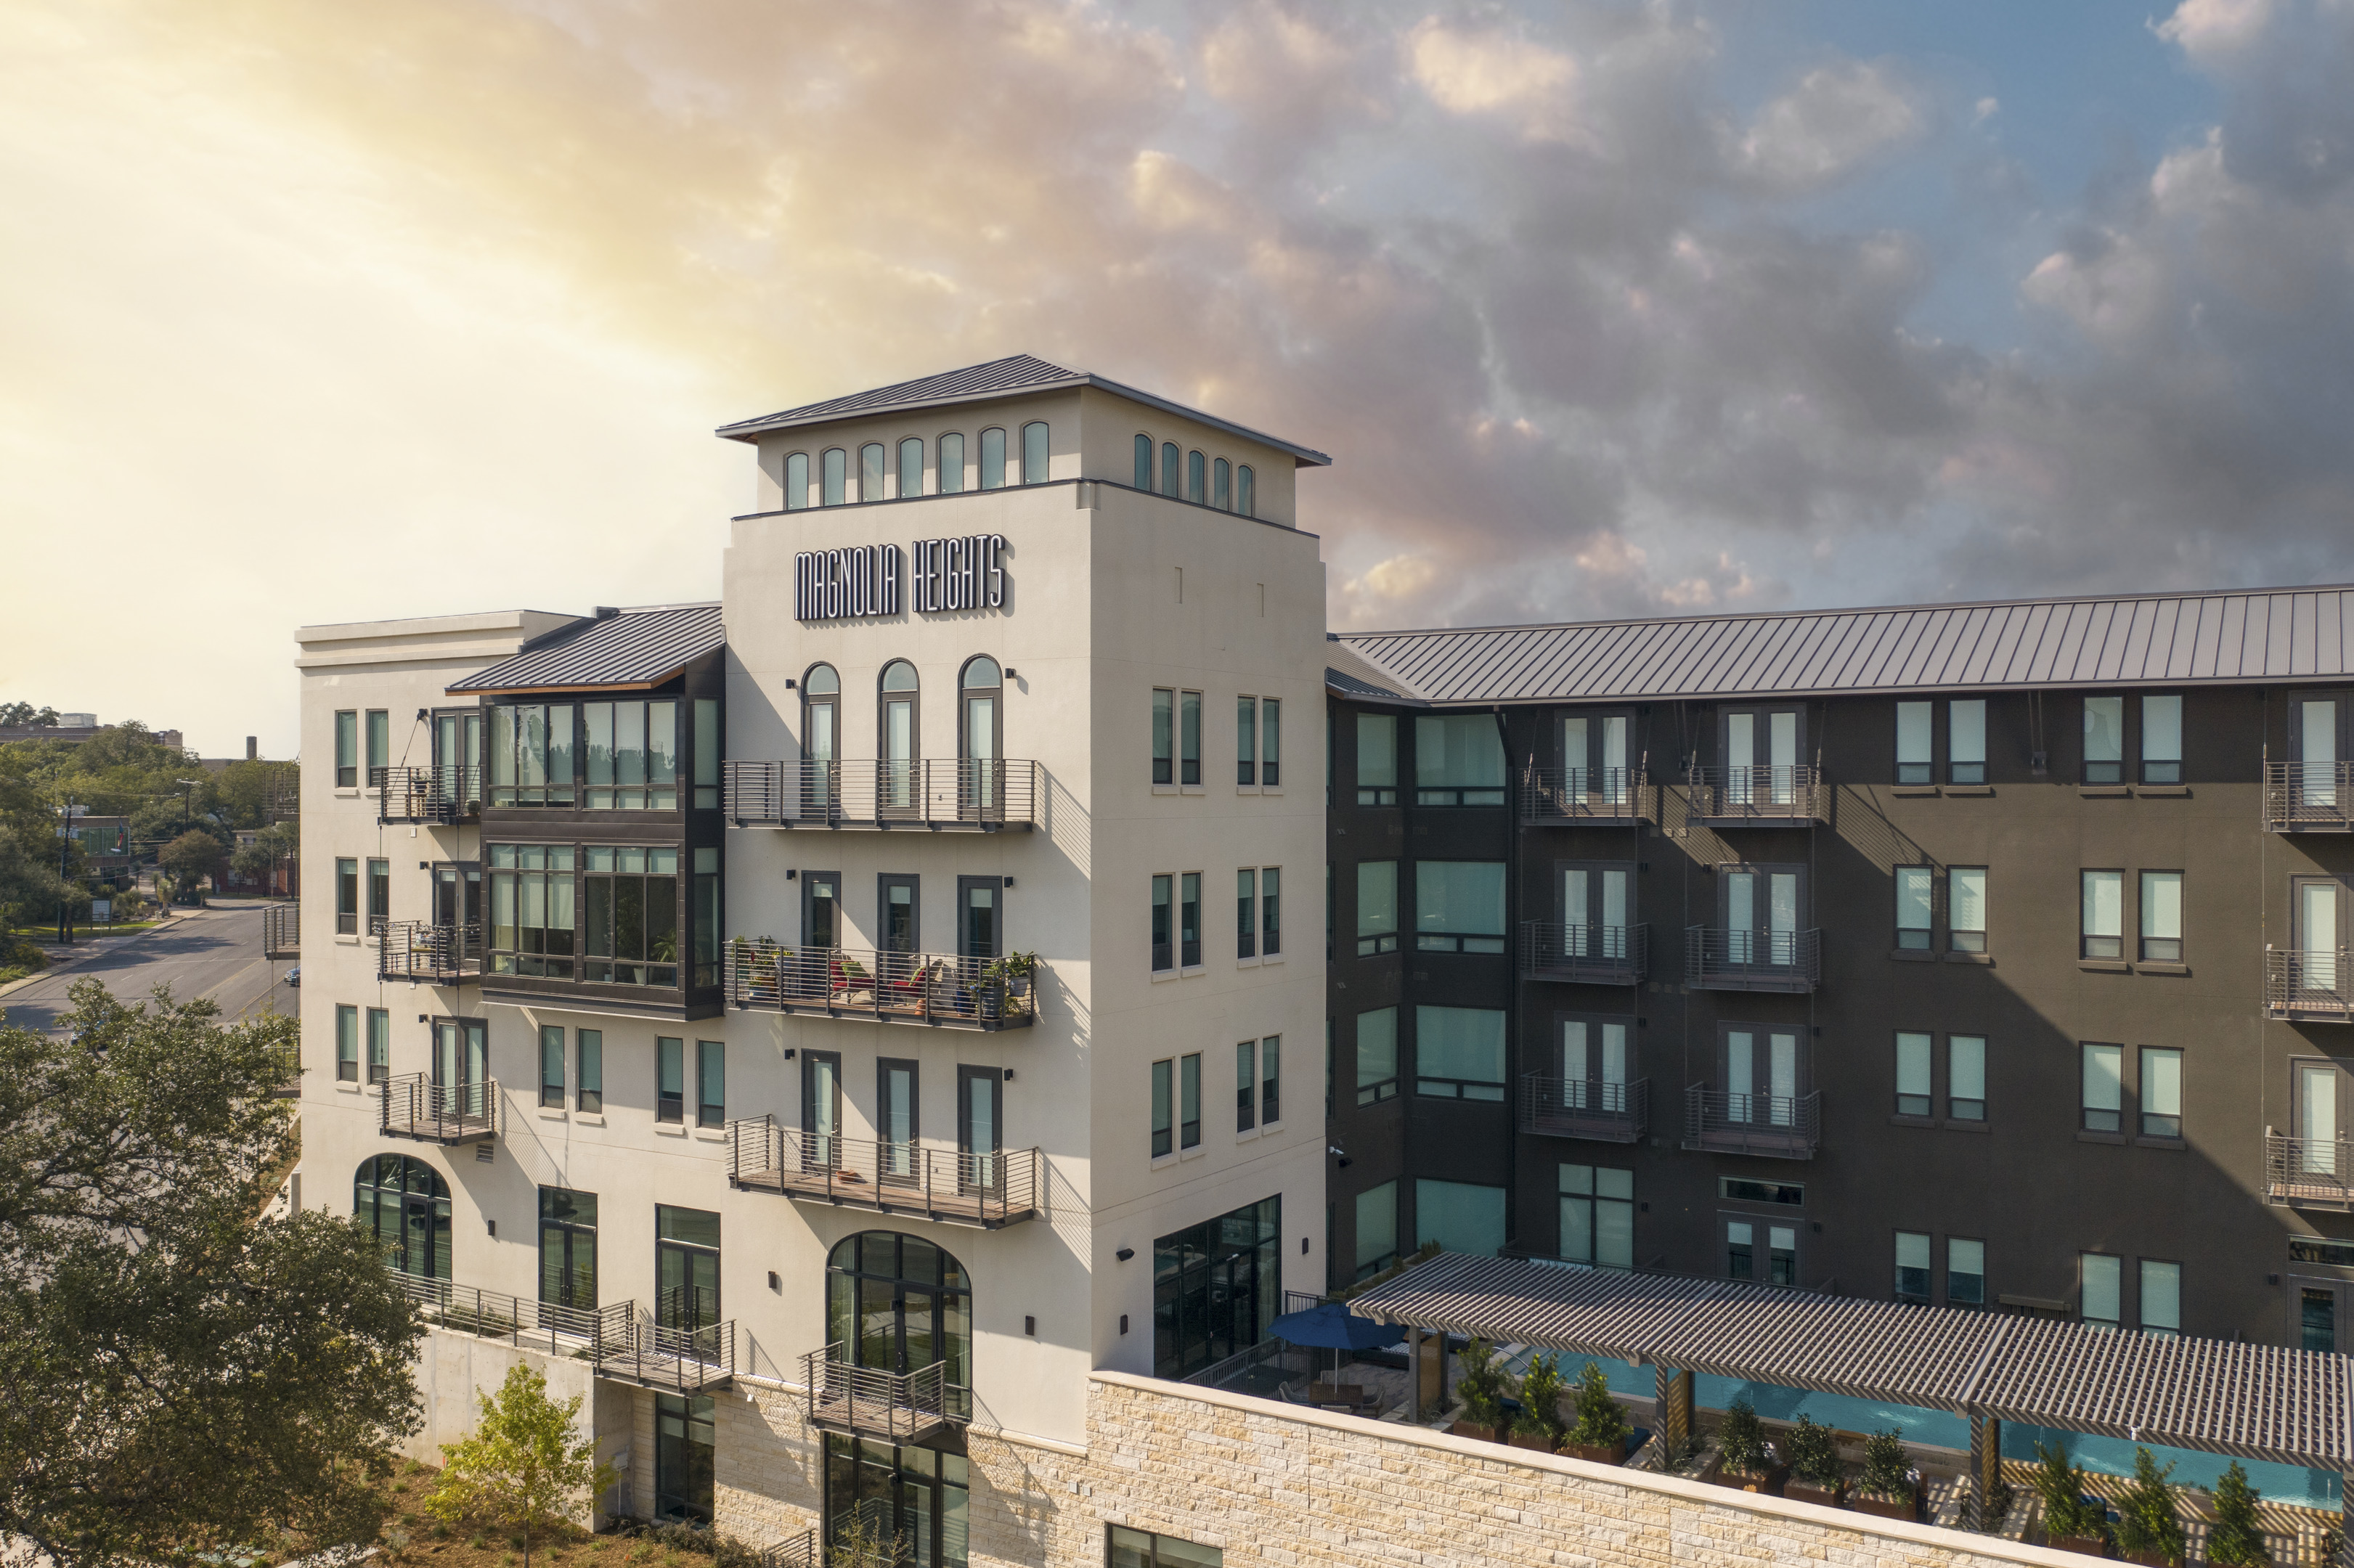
1405,15 -> 1584,144
1723,59 -> 1926,195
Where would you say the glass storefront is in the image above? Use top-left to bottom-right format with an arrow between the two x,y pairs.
824,1434 -> 968,1567
1153,1195 -> 1282,1380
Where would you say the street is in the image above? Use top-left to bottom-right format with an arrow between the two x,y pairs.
0,903 -> 295,1035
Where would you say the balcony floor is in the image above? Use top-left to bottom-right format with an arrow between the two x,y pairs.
595,1347 -> 735,1394
381,1114 -> 497,1144
806,1388 -> 953,1444
1523,1113 -> 1645,1143
733,1164 -> 1035,1228
1683,1131 -> 1817,1160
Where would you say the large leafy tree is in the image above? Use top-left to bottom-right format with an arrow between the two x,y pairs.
424,1364 -> 614,1568
0,981 -> 423,1566
159,829 -> 228,905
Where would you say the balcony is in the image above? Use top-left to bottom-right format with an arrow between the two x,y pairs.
377,921 -> 483,986
722,944 -> 1035,1031
598,1317 -> 739,1395
728,1116 -> 1040,1228
1683,1085 -> 1822,1160
379,1072 -> 499,1143
1516,1074 -> 1649,1143
2265,1132 -> 2354,1209
802,1343 -> 962,1444
373,764 -> 482,826
1685,926 -> 1820,992
262,902 -> 298,959
1518,765 -> 1648,825
390,1273 -> 735,1392
1685,765 -> 1829,826
2267,949 -> 2354,1024
1518,922 -> 1647,985
725,759 -> 1038,831
2265,763 -> 2354,832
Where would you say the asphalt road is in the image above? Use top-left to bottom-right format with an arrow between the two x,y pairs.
0,903 -> 296,1035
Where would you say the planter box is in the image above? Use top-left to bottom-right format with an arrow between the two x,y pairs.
1785,1479 -> 1849,1509
2122,1553 -> 2178,1567
1707,1458 -> 1790,1495
1852,1487 -> 1923,1523
2048,1535 -> 2109,1559
1508,1430 -> 1555,1453
1565,1432 -> 1642,1466
1449,1421 -> 1502,1444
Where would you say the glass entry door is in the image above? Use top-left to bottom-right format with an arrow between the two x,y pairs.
2297,880 -> 2345,997
1724,1028 -> 1799,1126
655,1205 -> 720,1331
431,1018 -> 487,1119
434,709 -> 481,808
2296,1061 -> 2343,1179
2297,698 -> 2340,807
1726,870 -> 1799,965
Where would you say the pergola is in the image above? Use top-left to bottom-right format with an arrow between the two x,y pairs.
1347,1254 -> 2354,1530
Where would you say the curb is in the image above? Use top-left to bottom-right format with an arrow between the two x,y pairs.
0,913 -> 190,1003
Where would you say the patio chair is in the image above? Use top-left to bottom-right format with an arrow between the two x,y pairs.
1310,1381 -> 1377,1416
828,956 -> 876,1006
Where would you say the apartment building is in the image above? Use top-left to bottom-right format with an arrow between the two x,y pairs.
1322,597 -> 2354,1349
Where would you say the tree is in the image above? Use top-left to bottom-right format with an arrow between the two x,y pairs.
1454,1339 -> 1508,1429
0,704 -> 59,728
1716,1398 -> 1772,1477
160,829 -> 227,905
2117,1447 -> 2186,1565
2205,1461 -> 2270,1567
0,981 -> 423,1567
423,1363 -> 614,1568
1565,1360 -> 1628,1452
1512,1352 -> 1568,1447
2032,1442 -> 2111,1546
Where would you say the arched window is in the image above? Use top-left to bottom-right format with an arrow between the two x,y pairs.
1020,421 -> 1048,485
1160,441 -> 1181,497
938,432 -> 966,494
821,448 -> 847,507
1214,457 -> 1231,510
1237,464 -> 1256,518
879,661 -> 919,813
804,664 -> 840,812
1186,450 -> 1206,503
897,437 -> 924,499
354,1154 -> 451,1281
960,656 -> 1002,817
1133,433 -> 1153,489
979,428 -> 1007,490
786,452 -> 810,512
826,1230 -> 972,1416
860,443 -> 887,503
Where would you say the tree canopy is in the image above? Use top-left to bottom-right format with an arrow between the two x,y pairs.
424,1364 -> 612,1568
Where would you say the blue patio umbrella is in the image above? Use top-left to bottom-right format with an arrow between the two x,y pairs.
1269,1302 -> 1407,1350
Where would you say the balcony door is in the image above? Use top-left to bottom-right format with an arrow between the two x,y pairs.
1561,864 -> 1632,960
2296,879 -> 2347,996
878,1058 -> 919,1185
803,1050 -> 842,1172
433,709 -> 481,806
958,1066 -> 1002,1195
654,1205 -> 720,1333
804,663 -> 839,814
431,1018 -> 487,1119
432,865 -> 481,961
959,656 -> 1001,817
1724,708 -> 1801,806
879,661 -> 919,817
1560,1016 -> 1629,1114
1724,866 -> 1801,965
2295,1060 -> 2344,1180
1563,712 -> 1632,804
1723,1025 -> 1801,1127
2294,696 -> 2343,807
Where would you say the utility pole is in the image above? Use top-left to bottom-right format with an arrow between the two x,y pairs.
55,794 -> 76,945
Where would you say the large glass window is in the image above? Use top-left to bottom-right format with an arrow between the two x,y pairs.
1895,1032 -> 1931,1116
654,1393 -> 714,1524
334,710 -> 357,787
1414,860 -> 1505,952
1262,698 -> 1280,786
1236,868 -> 1255,960
336,1005 -> 359,1082
1414,714 -> 1506,806
583,846 -> 678,987
1151,1058 -> 1173,1157
980,427 -> 1006,489
826,1231 -> 972,1417
1948,1238 -> 1986,1307
539,1186 -> 596,1310
2081,870 -> 2123,959
1237,697 -> 1257,787
2141,1046 -> 2183,1138
2143,694 -> 2183,784
1213,457 -> 1231,510
1950,867 -> 1988,952
336,858 -> 358,934
692,846 -> 720,987
2082,1252 -> 2122,1328
938,432 -> 965,494
1354,1182 -> 1397,1275
822,447 -> 847,506
1179,691 -> 1201,785
1356,860 -> 1398,955
786,452 -> 810,510
1356,714 -> 1398,805
1179,1053 -> 1200,1150
353,1154 -> 450,1281
2082,1042 -> 2123,1133
1356,1007 -> 1398,1103
1414,1005 -> 1505,1100
1021,421 -> 1048,484
1949,1034 -> 1986,1121
693,699 -> 720,810
367,1007 -> 389,1085
1152,688 -> 1173,784
697,1040 -> 725,1129
1261,867 -> 1281,957
1560,1164 -> 1633,1269
1895,866 -> 1932,951
486,844 -> 577,978
1179,873 -> 1200,968
860,441 -> 886,502
2141,1259 -> 2181,1337
365,709 -> 390,780
1237,465 -> 1255,517
897,436 -> 924,498
582,699 -> 678,810
1133,433 -> 1153,490
1414,1178 -> 1506,1257
2141,870 -> 2183,962
1895,701 -> 1932,784
2084,696 -> 2125,784
655,1204 -> 720,1331
1186,449 -> 1205,502
1950,699 -> 1987,784
1109,1527 -> 1221,1568
1895,1231 -> 1931,1301
826,1437 -> 970,1568
487,703 -> 576,807
1152,1196 -> 1280,1380
539,1024 -> 565,1108
1151,874 -> 1172,972
577,1027 -> 602,1113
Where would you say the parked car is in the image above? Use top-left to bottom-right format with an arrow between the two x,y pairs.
284,965 -> 301,988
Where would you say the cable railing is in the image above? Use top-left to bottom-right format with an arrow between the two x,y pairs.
1517,1074 -> 1650,1143
2264,762 -> 2354,832
379,1071 -> 499,1143
2266,948 -> 2353,1022
391,1271 -> 634,1357
1684,1085 -> 1822,1159
1518,922 -> 1648,985
802,1342 -> 959,1443
261,901 -> 298,959
722,942 -> 1035,1029
377,921 -> 482,985
1685,764 -> 1829,823
723,758 -> 1040,830
2265,1132 -> 2354,1209
1519,764 -> 1648,822
372,764 -> 483,825
1685,926 -> 1821,992
728,1115 -> 1040,1228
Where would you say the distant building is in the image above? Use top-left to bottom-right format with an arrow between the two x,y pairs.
0,718 -> 184,749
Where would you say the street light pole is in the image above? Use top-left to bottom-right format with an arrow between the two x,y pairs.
174,778 -> 203,907
55,793 -> 75,945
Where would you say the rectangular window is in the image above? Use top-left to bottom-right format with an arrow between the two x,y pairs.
580,844 -> 676,987
1356,714 -> 1398,805
2142,694 -> 2183,785
487,844 -> 579,980
1560,1164 -> 1634,1270
1414,714 -> 1507,806
2082,1042 -> 2123,1133
2141,870 -> 2183,962
2085,696 -> 2125,784
1152,689 -> 1173,785
1949,1237 -> 1987,1307
336,1005 -> 359,1082
1262,698 -> 1280,786
580,699 -> 678,810
1151,875 -> 1173,972
1179,1053 -> 1201,1151
1949,1034 -> 1987,1121
1950,867 -> 1987,953
539,1024 -> 565,1108
1150,1058 -> 1173,1158
693,698 -> 720,811
2141,1046 -> 2183,1138
1416,1178 -> 1507,1257
334,711 -> 358,788
1179,691 -> 1201,786
364,709 -> 389,781
2082,1252 -> 2122,1328
577,1028 -> 602,1114
1895,1230 -> 1931,1301
1895,865 -> 1933,950
1354,1181 -> 1398,1274
1949,699 -> 1987,785
2081,870 -> 2123,959
1896,701 -> 1932,784
1108,1525 -> 1223,1568
980,426 -> 1006,489
1179,873 -> 1200,967
1414,1005 -> 1506,1100
691,846 -> 720,989
1237,868 -> 1255,960
938,431 -> 964,493
1356,1007 -> 1398,1103
1895,1032 -> 1932,1116
1356,861 -> 1398,955
1720,1177 -> 1805,1206
1262,867 -> 1281,957
486,703 -> 577,807
1261,1035 -> 1280,1125
657,1036 -> 684,1124
335,857 -> 358,934
1725,1218 -> 1799,1286
366,1007 -> 389,1085
367,858 -> 389,934
2141,1259 -> 2181,1337
1236,1040 -> 1256,1132
697,1040 -> 725,1129
1413,860 -> 1506,953
1237,696 -> 1258,786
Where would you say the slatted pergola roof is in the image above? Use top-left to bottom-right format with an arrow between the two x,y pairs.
1348,1254 -> 2354,1472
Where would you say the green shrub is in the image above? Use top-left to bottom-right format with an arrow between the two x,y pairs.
2116,1447 -> 2186,1566
1716,1399 -> 1771,1475
1567,1361 -> 1630,1450
1512,1353 -> 1569,1445
1456,1339 -> 1509,1428
2205,1461 -> 2270,1567
1859,1428 -> 1911,1498
2031,1442 -> 2111,1544
1784,1415 -> 1843,1490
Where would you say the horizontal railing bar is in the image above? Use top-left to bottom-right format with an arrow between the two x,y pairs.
722,943 -> 1036,1028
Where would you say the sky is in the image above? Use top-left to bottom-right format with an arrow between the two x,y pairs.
4,0 -> 2353,758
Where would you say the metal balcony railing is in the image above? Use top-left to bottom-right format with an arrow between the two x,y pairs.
1519,764 -> 1648,823
1684,1085 -> 1822,1160
262,901 -> 298,959
722,943 -> 1035,1030
2265,762 -> 2354,832
601,1317 -> 738,1395
377,921 -> 482,985
2265,1132 -> 2354,1209
1685,765 -> 1829,824
1517,1075 -> 1649,1143
1685,926 -> 1821,992
728,1116 -> 1040,1228
1519,922 -> 1648,985
372,764 -> 483,825
802,1342 -> 961,1444
724,758 -> 1039,830
391,1271 -> 635,1357
2267,949 -> 2354,1023
379,1071 -> 499,1143
271,1042 -> 301,1099
757,1534 -> 816,1568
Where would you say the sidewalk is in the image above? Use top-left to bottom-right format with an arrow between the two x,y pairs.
0,910 -> 189,1003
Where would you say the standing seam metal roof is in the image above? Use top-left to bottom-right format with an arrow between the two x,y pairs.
1332,586 -> 2354,706
447,605 -> 723,694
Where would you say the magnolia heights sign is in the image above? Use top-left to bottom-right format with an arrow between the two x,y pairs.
794,534 -> 1009,621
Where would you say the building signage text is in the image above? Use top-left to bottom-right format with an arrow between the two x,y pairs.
796,534 -> 1009,622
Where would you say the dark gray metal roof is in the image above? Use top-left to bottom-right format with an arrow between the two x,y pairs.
448,605 -> 722,695
1348,1253 -> 2354,1470
714,354 -> 1331,466
1332,585 -> 2354,706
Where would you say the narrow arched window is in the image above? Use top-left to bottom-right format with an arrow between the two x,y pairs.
879,661 -> 919,814
1021,422 -> 1048,485
960,656 -> 1003,817
354,1154 -> 452,1281
980,428 -> 1007,490
1187,450 -> 1206,503
786,452 -> 810,512
821,448 -> 847,507
1160,441 -> 1180,496
898,438 -> 924,499
827,1231 -> 973,1417
1214,457 -> 1231,510
939,432 -> 966,494
860,443 -> 886,503
1134,434 -> 1153,490
1237,465 -> 1255,518
803,664 -> 840,811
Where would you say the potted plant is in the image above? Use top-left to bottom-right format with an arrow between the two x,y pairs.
1711,1398 -> 1785,1492
1507,1354 -> 1561,1450
1782,1416 -> 1847,1507
2204,1462 -> 2270,1567
1561,1361 -> 1634,1463
2032,1442 -> 2114,1557
2115,1449 -> 2186,1567
1850,1428 -> 1923,1522
1449,1339 -> 1509,1443
997,949 -> 1038,999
